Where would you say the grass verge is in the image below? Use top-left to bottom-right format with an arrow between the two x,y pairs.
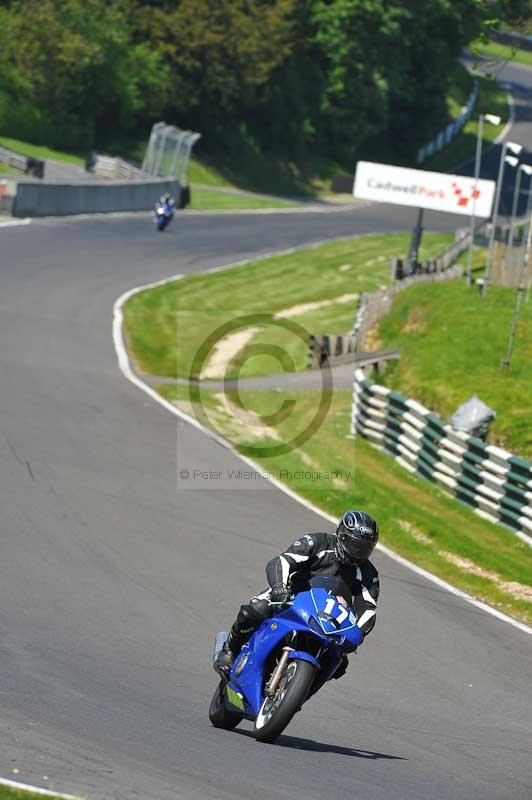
0,136 -> 85,166
188,187 -> 297,211
422,65 -> 508,173
0,786 -> 74,800
375,276 -> 532,458
160,383 -> 532,625
470,38 -> 532,69
123,232 -> 453,380
0,164 -> 22,175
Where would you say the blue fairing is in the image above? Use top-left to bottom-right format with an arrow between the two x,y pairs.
228,588 -> 363,717
288,650 -> 320,668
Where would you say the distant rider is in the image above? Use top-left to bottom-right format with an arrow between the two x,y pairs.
215,510 -> 380,680
155,192 -> 175,213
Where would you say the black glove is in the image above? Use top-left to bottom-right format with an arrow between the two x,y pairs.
270,584 -> 291,604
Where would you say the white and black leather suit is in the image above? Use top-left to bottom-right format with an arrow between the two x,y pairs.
227,531 -> 380,654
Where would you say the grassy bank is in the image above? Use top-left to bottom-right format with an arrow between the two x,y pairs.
375,279 -> 532,458
423,67 -> 508,172
188,188 -> 297,210
123,232 -> 453,380
161,383 -> 532,625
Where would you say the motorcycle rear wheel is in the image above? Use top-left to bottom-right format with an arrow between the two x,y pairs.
208,680 -> 242,730
254,659 -> 315,743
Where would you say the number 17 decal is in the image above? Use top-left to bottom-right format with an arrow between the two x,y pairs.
324,597 -> 349,624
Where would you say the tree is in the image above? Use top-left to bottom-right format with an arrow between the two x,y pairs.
136,0 -> 297,145
0,0 -> 167,148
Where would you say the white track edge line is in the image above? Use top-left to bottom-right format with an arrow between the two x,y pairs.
0,217 -> 31,228
0,776 -> 81,799
112,254 -> 532,639
27,203 -> 373,225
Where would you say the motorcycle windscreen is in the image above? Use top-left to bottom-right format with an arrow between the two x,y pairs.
309,574 -> 353,606
309,587 -> 358,636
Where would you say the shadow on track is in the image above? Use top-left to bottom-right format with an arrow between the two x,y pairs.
234,728 -> 407,760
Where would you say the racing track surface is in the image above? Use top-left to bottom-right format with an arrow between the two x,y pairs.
1,200 -> 532,800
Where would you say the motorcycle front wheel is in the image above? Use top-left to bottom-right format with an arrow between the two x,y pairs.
254,659 -> 315,743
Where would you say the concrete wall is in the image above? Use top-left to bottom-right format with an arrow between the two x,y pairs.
12,179 -> 181,217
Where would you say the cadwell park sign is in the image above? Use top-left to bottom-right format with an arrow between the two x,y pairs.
354,161 -> 495,218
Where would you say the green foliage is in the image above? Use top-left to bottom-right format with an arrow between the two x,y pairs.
0,0 -> 167,149
0,0 -> 528,159
136,0 -> 297,146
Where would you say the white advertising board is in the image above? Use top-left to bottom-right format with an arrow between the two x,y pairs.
354,161 -> 495,217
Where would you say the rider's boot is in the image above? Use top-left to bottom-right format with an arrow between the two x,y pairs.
214,633 -> 241,679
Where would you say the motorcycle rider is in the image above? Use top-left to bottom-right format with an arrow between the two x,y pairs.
155,192 -> 175,213
215,510 -> 380,679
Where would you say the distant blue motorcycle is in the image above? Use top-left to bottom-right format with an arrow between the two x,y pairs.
210,574 -> 363,743
153,197 -> 174,231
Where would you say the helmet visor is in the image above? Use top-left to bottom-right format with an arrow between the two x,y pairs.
338,531 -> 375,563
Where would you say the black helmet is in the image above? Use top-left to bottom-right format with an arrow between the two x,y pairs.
335,510 -> 379,565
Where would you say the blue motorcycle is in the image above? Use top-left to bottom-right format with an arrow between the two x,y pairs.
153,198 -> 174,232
210,575 -> 363,743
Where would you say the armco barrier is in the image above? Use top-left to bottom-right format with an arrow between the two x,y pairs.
0,145 -> 27,171
91,154 -> 145,180
12,179 -> 181,217
351,368 -> 532,541
417,81 -> 478,164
